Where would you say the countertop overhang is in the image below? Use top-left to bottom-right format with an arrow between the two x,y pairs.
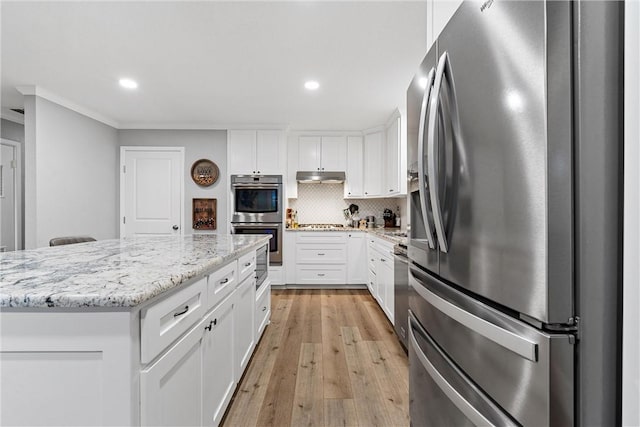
0,234 -> 270,309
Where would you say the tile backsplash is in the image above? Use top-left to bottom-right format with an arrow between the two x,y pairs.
288,183 -> 406,226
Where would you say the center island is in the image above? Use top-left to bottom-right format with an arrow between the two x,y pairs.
0,234 -> 271,427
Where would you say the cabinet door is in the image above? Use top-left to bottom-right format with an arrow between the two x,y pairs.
385,117 -> 401,195
364,132 -> 384,197
347,233 -> 367,284
256,130 -> 284,175
345,136 -> 364,197
298,136 -> 321,171
379,255 -> 395,324
320,136 -> 346,171
234,276 -> 256,376
202,295 -> 236,427
141,320 -> 204,427
228,130 -> 257,174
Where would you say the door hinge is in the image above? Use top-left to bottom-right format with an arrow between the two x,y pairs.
123,216 -> 126,224
10,160 -> 17,169
122,165 -> 126,173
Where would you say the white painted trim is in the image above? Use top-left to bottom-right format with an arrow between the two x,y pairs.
0,139 -> 23,251
119,146 -> 185,238
287,130 -> 364,138
623,0 -> 640,425
385,108 -> 402,128
362,125 -> 386,135
121,122 -> 289,131
0,108 -> 25,125
16,85 -> 119,128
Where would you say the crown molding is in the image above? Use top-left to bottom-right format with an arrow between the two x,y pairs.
16,85 -> 119,128
119,122 -> 290,131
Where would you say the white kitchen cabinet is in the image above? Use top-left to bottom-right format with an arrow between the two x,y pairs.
345,136 -> 364,198
366,234 -> 395,324
228,130 -> 285,175
202,294 -> 235,427
234,275 -> 256,376
385,116 -> 401,195
294,232 -> 347,285
141,318 -> 205,427
347,232 -> 367,284
297,136 -> 346,172
320,136 -> 347,171
364,131 -> 384,197
255,279 -> 271,338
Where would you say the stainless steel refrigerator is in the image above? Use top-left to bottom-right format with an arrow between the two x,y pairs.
407,1 -> 623,425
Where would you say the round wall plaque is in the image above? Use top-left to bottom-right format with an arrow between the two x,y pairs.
191,159 -> 219,186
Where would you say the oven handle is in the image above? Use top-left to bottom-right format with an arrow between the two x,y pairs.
231,223 -> 281,228
231,183 -> 282,189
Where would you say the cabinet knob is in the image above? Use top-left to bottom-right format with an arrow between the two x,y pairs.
172,225 -> 179,230
262,306 -> 267,312
257,171 -> 261,174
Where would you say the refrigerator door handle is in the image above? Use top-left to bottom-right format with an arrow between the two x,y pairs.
417,67 -> 437,250
428,51 -> 463,253
410,270 -> 538,362
409,313 -> 515,427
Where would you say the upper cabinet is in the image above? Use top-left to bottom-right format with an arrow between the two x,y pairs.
384,113 -> 406,196
228,130 -> 285,175
363,131 -> 384,197
298,136 -> 346,172
344,136 -> 364,198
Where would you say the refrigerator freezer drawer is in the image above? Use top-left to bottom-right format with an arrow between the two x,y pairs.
409,311 -> 517,427
409,265 -> 574,426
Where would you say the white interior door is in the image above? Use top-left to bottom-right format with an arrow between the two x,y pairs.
0,139 -> 21,251
120,147 -> 184,238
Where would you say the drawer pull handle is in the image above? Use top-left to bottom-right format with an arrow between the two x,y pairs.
174,305 -> 189,317
380,258 -> 386,262
204,318 -> 217,331
220,278 -> 229,284
262,306 -> 267,312
318,273 -> 326,277
244,262 -> 252,267
317,253 -> 326,256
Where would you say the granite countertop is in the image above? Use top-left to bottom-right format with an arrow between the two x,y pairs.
285,226 -> 407,246
0,234 -> 270,309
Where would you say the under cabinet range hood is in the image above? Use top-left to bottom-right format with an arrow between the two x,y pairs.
296,171 -> 345,183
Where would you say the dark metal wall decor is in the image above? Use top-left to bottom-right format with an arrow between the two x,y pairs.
193,198 -> 217,230
191,159 -> 219,186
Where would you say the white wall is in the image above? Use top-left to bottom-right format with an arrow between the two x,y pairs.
117,130 -> 228,235
23,96 -> 118,248
623,0 -> 640,424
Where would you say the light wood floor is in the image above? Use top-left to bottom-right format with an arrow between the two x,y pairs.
221,289 -> 409,427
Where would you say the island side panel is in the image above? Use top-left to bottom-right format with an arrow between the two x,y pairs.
0,309 -> 139,426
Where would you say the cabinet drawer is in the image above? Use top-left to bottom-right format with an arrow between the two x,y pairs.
238,251 -> 256,283
208,261 -> 238,311
295,264 -> 347,285
297,245 -> 347,264
255,284 -> 271,338
296,232 -> 347,244
141,277 -> 207,364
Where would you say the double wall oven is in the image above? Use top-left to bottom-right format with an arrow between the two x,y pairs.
230,175 -> 283,265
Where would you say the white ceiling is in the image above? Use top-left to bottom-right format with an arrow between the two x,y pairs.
1,1 -> 427,131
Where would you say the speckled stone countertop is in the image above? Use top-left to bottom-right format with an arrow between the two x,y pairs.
0,234 -> 270,309
285,227 -> 407,246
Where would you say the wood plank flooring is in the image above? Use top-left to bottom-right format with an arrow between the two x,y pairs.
222,289 -> 409,427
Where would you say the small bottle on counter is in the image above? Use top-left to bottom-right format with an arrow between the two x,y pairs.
395,206 -> 401,227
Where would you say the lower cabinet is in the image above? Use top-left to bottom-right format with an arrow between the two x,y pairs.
256,280 -> 271,338
367,235 -> 395,324
140,316 -> 205,427
234,275 -> 256,376
142,256 -> 267,427
202,296 -> 236,427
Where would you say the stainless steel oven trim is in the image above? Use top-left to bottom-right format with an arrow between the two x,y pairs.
231,222 -> 282,266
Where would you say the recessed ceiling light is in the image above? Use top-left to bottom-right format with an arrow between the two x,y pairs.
304,80 -> 320,90
119,78 -> 138,89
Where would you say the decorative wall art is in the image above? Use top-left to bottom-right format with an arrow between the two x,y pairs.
191,159 -> 219,186
192,198 -> 217,230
